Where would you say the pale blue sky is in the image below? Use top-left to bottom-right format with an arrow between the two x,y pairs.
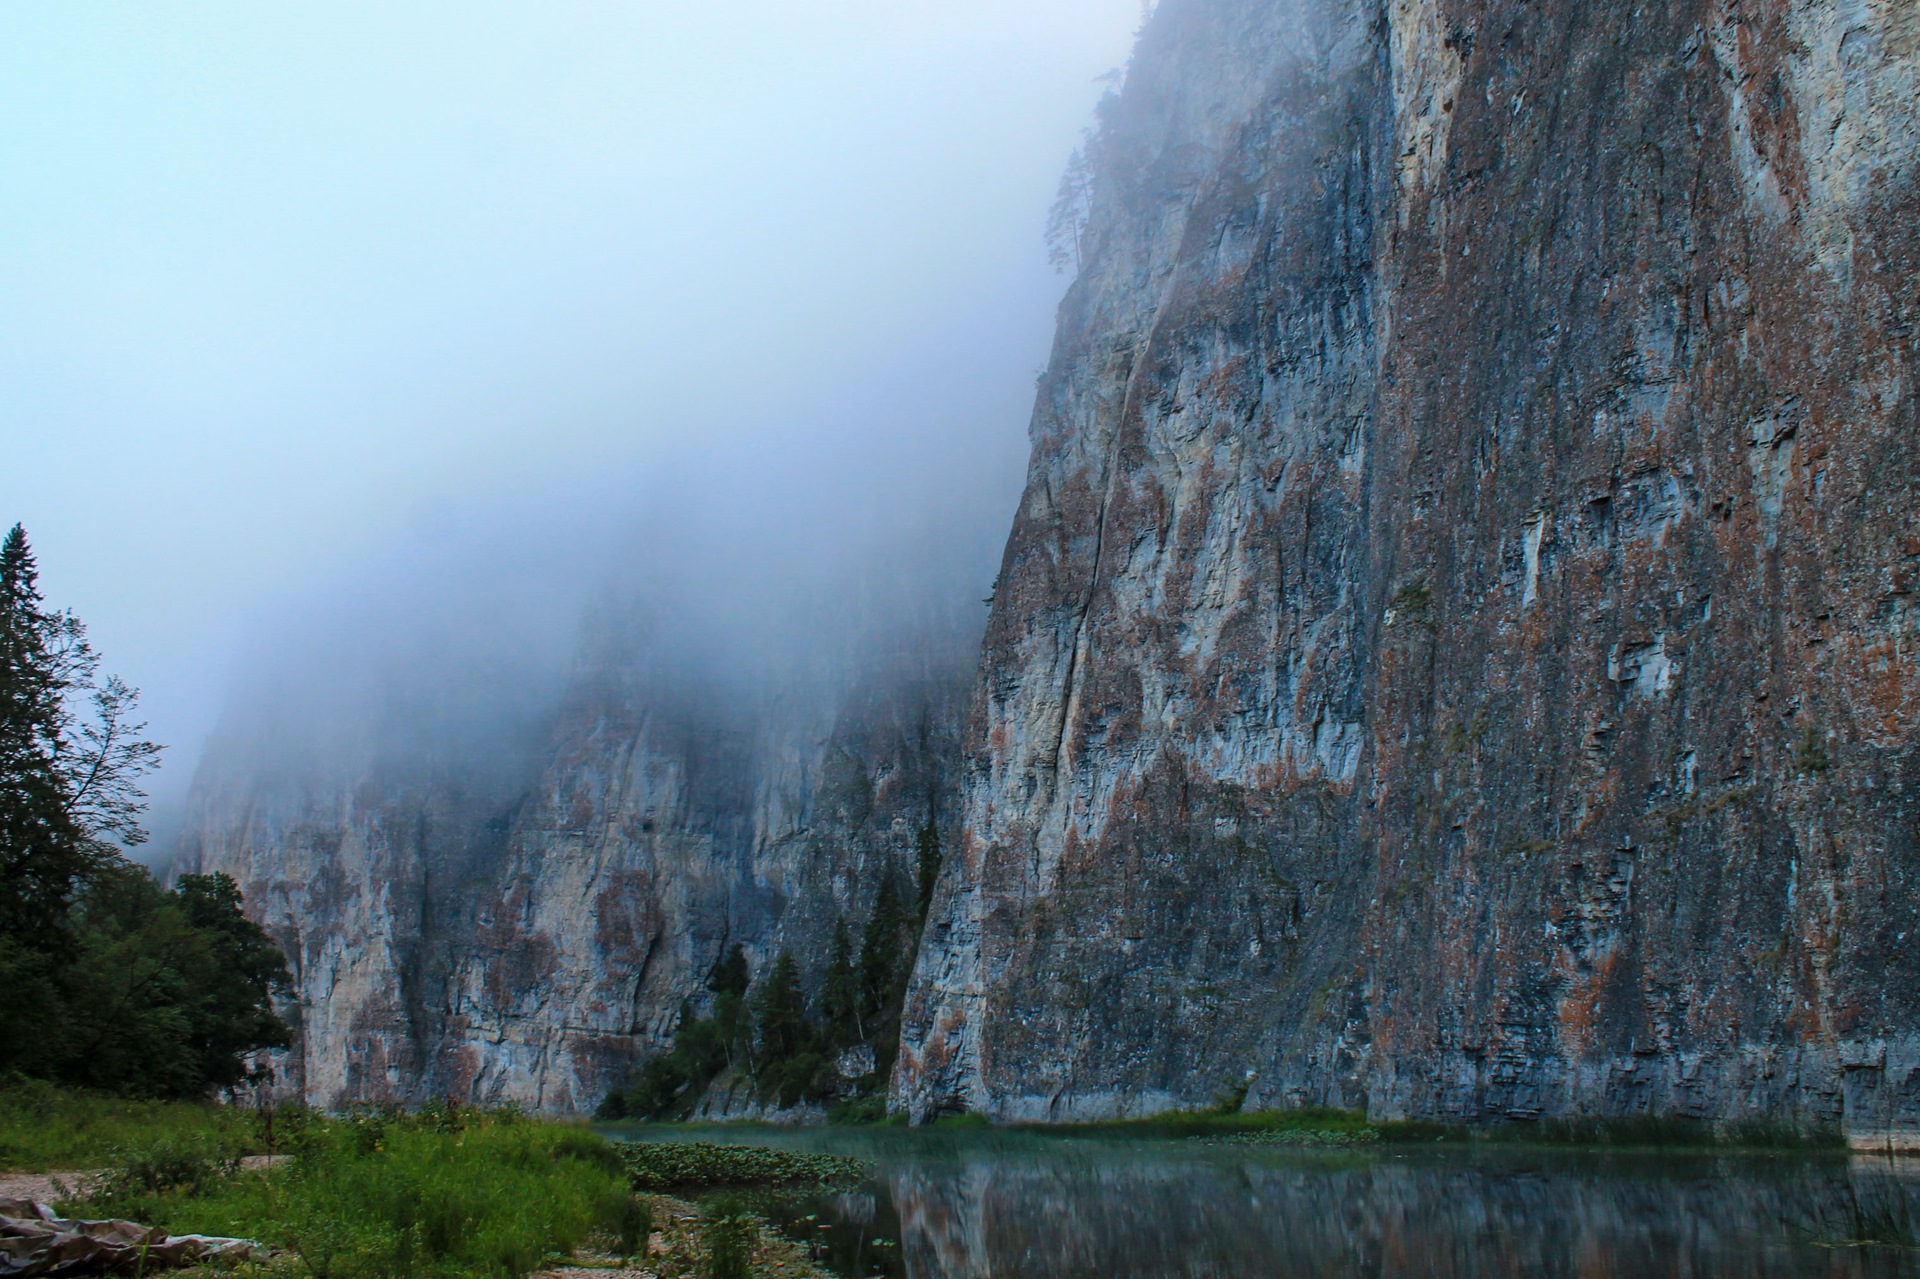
0,1 -> 1140,834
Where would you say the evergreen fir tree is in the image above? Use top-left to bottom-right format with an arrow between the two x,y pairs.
753,950 -> 809,1065
857,872 -> 907,1027
0,525 -> 285,1098
708,943 -> 750,999
0,524 -> 95,952
914,817 -> 942,921
46,866 -> 292,1097
707,944 -> 752,1068
752,949 -> 824,1107
819,918 -> 860,1046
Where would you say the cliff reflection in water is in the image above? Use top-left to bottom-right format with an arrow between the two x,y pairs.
768,1136 -> 1920,1278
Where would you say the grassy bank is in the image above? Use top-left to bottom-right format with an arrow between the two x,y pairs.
0,1076 -> 256,1171
73,1104 -> 638,1278
606,1102 -> 1844,1152
1,1088 -> 854,1278
1016,1106 -> 1845,1152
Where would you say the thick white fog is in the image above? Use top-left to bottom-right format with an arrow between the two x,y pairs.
0,1 -> 1145,851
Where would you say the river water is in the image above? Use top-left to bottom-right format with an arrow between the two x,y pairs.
608,1124 -> 1920,1278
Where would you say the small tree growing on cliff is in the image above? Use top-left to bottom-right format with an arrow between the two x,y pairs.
915,818 -> 942,921
1045,142 -> 1095,274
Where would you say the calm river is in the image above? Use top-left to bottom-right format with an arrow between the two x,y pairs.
607,1124 -> 1920,1278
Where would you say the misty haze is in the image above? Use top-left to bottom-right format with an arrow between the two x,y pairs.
4,0 -> 1919,1276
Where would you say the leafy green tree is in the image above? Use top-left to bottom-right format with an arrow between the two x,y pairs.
21,864 -> 293,1098
171,871 -> 295,1089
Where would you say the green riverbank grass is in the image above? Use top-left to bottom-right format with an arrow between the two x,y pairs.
0,1076 -> 256,1171
73,1106 -> 639,1279
18,1097 -> 865,1279
991,1105 -> 1844,1153
1347,1113 -> 1843,1153
1027,1104 -> 1376,1141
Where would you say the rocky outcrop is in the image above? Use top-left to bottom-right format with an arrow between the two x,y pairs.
180,600 -> 973,1111
186,0 -> 1918,1134
897,0 -> 1920,1145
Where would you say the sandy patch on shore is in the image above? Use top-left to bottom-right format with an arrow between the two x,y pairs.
0,1155 -> 283,1206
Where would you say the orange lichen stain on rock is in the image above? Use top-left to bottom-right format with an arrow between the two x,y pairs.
1845,636 -> 1918,744
440,1044 -> 482,1100
1555,949 -> 1626,1057
1734,9 -> 1813,212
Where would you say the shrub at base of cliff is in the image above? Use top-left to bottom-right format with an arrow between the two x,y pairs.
601,862 -> 925,1121
0,864 -> 293,1099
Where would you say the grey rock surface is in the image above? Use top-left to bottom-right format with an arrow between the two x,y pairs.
185,0 -> 1920,1138
895,0 -> 1920,1145
180,602 -> 971,1111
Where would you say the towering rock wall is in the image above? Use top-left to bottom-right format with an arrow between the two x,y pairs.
897,0 -> 1920,1144
181,607 -> 973,1112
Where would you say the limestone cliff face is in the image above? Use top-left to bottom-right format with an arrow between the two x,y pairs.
180,609 -> 972,1112
897,0 -> 1920,1145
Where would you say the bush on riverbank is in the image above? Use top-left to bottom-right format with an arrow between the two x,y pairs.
73,1105 -> 639,1279
0,1077 -> 256,1171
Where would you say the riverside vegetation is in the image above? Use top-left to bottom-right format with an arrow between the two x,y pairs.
1,1089 -> 860,1278
4,1086 -> 1903,1278
0,525 -> 847,1276
599,826 -> 939,1122
0,524 -> 293,1100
